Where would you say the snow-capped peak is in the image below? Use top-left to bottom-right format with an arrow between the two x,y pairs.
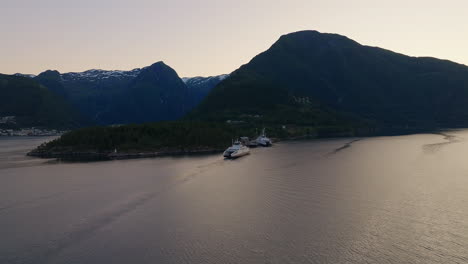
13,73 -> 36,78
217,74 -> 229,81
61,68 -> 142,81
182,74 -> 230,84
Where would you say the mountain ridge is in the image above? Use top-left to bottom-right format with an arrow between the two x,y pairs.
8,30 -> 468,132
191,30 -> 468,130
25,62 -> 229,126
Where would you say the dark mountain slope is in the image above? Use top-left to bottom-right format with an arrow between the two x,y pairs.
34,69 -> 139,124
32,62 -> 209,125
192,30 -> 468,129
99,62 -> 190,124
183,74 -> 229,108
34,70 -> 68,99
0,74 -> 83,128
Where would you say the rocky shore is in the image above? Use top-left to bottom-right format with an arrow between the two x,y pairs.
27,148 -> 225,161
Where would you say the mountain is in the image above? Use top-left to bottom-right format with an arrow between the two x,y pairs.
98,62 -> 191,124
34,68 -> 141,124
0,74 -> 83,128
31,62 -> 224,125
33,70 -> 68,98
191,30 -> 468,130
183,74 -> 229,108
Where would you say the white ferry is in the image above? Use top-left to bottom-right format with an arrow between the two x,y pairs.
223,140 -> 250,158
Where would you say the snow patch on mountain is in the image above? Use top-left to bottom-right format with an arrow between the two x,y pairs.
14,73 -> 36,78
61,68 -> 142,82
182,74 -> 229,85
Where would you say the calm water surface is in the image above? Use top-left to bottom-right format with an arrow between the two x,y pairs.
1,132 -> 468,263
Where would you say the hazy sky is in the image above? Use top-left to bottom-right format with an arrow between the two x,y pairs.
1,0 -> 467,77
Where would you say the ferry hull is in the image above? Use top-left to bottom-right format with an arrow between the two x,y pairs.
223,150 -> 250,159
258,141 -> 272,147
230,151 -> 250,158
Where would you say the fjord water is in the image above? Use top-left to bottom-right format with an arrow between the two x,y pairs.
1,132 -> 468,264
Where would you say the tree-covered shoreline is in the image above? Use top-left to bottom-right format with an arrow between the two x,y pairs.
28,120 -> 371,161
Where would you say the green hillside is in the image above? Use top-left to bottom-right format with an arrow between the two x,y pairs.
191,30 -> 468,130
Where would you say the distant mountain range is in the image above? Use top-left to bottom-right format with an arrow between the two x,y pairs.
5,30 -> 468,132
191,30 -> 468,131
3,63 -> 227,128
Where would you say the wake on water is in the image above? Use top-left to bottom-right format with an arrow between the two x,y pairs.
423,133 -> 463,153
325,139 -> 362,157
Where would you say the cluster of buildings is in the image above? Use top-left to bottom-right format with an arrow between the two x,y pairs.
0,128 -> 64,137
0,116 -> 16,124
0,116 -> 65,136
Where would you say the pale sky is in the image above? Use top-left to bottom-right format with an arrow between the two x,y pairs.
1,0 -> 467,77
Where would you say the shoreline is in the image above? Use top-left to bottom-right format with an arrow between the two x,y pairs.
26,128 -> 450,162
27,148 -> 226,161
